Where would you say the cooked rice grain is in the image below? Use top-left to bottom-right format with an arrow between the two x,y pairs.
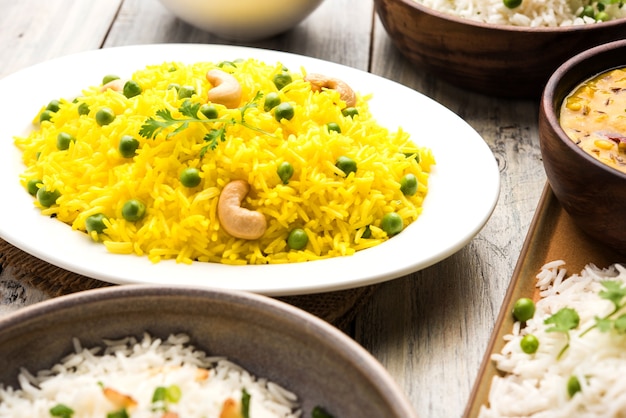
416,0 -> 626,26
0,333 -> 301,417
16,59 -> 434,265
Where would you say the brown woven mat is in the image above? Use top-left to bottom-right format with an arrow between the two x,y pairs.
0,238 -> 377,331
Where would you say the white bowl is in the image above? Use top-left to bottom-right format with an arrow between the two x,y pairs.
158,0 -> 326,40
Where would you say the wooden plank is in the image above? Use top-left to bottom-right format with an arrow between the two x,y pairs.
0,0 -> 122,78
351,11 -> 547,418
104,0 -> 373,70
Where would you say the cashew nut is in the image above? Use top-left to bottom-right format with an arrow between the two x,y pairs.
217,180 -> 267,240
100,78 -> 124,92
206,69 -> 242,109
304,73 -> 357,108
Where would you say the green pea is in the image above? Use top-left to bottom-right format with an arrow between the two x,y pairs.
95,107 -> 115,126
335,156 -> 357,176
56,132 -> 76,151
102,74 -> 120,85
273,72 -> 292,90
400,173 -> 418,196
118,135 -> 140,158
165,384 -> 181,403
85,213 -> 108,235
27,179 -> 43,196
200,104 -> 219,119
567,375 -> 581,398
180,167 -> 201,188
520,334 -> 539,354
361,225 -> 372,239
579,5 -> 595,17
39,110 -> 54,123
513,297 -> 536,322
287,228 -> 308,250
123,80 -> 142,98
503,0 -> 522,8
46,99 -> 61,112
167,83 -> 180,91
218,60 -> 238,69
122,199 -> 146,222
381,212 -> 403,236
177,85 -> 196,99
342,107 -> 359,118
37,187 -> 60,207
77,102 -> 90,116
596,11 -> 609,21
326,122 -> 341,134
264,92 -> 281,111
277,161 -> 294,184
274,102 -> 294,121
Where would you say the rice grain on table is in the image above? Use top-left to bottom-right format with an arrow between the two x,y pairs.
16,59 -> 434,265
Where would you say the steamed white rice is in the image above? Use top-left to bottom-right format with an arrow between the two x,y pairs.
0,333 -> 301,417
415,0 -> 626,26
480,260 -> 626,417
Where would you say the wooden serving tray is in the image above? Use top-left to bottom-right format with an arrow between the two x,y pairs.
463,183 -> 626,417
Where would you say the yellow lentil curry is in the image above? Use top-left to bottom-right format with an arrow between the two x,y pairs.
560,68 -> 626,174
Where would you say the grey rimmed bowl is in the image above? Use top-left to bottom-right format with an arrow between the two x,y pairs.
0,285 -> 419,418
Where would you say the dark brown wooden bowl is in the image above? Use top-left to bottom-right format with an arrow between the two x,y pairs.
374,0 -> 626,98
539,39 -> 626,254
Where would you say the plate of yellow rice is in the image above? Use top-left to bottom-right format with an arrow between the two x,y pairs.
0,44 -> 499,296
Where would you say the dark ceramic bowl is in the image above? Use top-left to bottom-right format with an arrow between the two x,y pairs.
374,0 -> 626,98
539,39 -> 626,254
0,285 -> 419,418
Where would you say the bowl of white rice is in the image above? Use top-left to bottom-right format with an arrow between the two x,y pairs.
374,0 -> 626,98
0,285 -> 418,418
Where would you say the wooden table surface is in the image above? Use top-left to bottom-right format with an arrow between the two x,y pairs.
0,1 -> 547,417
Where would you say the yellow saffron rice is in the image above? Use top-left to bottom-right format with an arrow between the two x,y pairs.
15,59 -> 435,265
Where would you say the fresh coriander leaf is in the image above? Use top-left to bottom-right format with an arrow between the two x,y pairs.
599,280 -> 626,310
139,109 -> 178,139
107,409 -> 129,418
168,121 -> 190,138
204,127 -> 226,151
241,388 -> 251,418
156,108 -> 177,122
312,406 -> 336,418
50,404 -> 74,418
614,313 -> 626,333
544,307 -> 580,333
595,316 -> 613,332
179,100 -> 201,118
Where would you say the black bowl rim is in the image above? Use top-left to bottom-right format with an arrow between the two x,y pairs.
541,38 -> 626,181
0,284 -> 418,417
380,0 -> 626,33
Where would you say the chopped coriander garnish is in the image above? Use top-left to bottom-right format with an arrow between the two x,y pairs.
241,388 -> 251,418
50,404 -> 74,418
139,92 -> 278,157
312,405 -> 336,418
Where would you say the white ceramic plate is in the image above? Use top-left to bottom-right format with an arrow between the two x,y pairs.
0,44 -> 499,296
